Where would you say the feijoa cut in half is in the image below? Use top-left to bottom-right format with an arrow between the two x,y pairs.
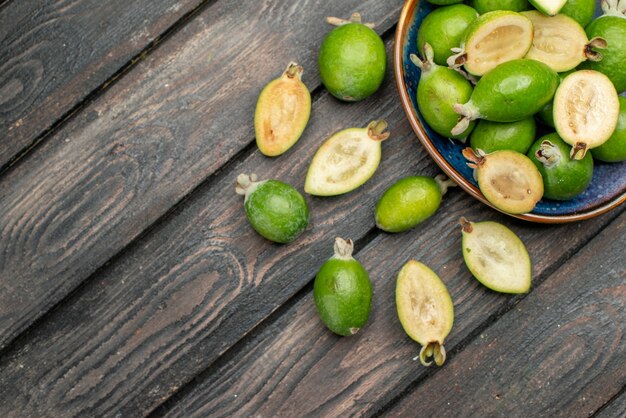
236,174 -> 309,243
255,63 -> 311,157
553,70 -> 620,160
528,0 -> 567,16
463,148 -> 544,214
305,120 -> 389,196
447,11 -> 533,76
396,260 -> 454,367
522,11 -> 606,72
314,238 -> 372,336
460,218 -> 531,294
411,45 -> 475,140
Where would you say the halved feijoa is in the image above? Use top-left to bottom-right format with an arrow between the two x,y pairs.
528,0 -> 567,16
236,174 -> 309,243
460,218 -> 531,294
396,260 -> 454,366
579,0 -> 626,93
553,70 -> 620,159
447,11 -> 533,76
305,120 -> 389,196
470,0 -> 531,14
452,59 -> 558,135
417,4 -> 478,66
522,11 -> 606,72
314,238 -> 372,336
592,96 -> 626,162
411,45 -> 475,140
528,133 -> 594,200
255,63 -> 311,157
463,148 -> 544,214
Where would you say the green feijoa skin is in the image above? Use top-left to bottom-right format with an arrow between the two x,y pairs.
470,118 -> 536,154
236,174 -> 309,244
528,133 -> 594,200
314,238 -> 372,337
411,46 -> 475,140
470,0 -> 531,14
460,218 -> 531,294
536,70 -> 573,128
452,59 -> 558,136
319,13 -> 386,101
426,0 -> 464,4
560,0 -> 596,27
592,97 -> 626,162
579,1 -> 626,93
417,5 -> 478,66
528,0 -> 567,15
375,175 -> 457,233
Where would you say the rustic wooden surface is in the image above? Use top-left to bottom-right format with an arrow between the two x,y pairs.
0,0 -> 624,417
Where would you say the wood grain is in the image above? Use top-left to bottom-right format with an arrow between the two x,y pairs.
595,391 -> 626,418
0,37 -> 414,416
387,212 -> 626,418
0,0 -> 207,169
154,205 -> 623,418
0,0 -> 403,350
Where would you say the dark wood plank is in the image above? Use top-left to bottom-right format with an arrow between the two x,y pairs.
154,207 -> 623,417
0,32 -> 409,418
0,0 -> 207,169
0,0 -> 403,350
387,213 -> 626,418
595,391 -> 626,418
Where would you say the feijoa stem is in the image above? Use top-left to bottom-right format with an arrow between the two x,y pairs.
570,142 -> 588,160
326,12 -> 376,28
333,237 -> 354,260
419,342 -> 447,367
535,140 -> 561,168
447,47 -> 467,70
367,120 -> 390,142
602,0 -> 626,18
462,147 -> 486,169
585,37 -> 608,62
235,173 -> 260,198
452,103 -> 480,136
410,43 -> 435,73
459,217 -> 473,233
434,174 -> 457,196
283,62 -> 304,80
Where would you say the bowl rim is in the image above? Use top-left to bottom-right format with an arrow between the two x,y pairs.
393,0 -> 626,224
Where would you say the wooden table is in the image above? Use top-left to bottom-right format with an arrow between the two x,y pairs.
0,0 -> 624,416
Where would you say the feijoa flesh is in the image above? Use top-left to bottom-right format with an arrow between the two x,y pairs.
553,70 -> 620,159
460,218 -> 531,294
417,4 -> 478,66
375,175 -> 456,233
528,133 -> 594,200
411,45 -> 475,140
396,260 -> 454,367
452,59 -> 559,136
319,13 -> 386,101
592,96 -> 626,162
236,174 -> 309,243
314,238 -> 372,336
463,148 -> 544,214
447,11 -> 534,76
522,11 -> 606,73
470,0 -> 531,14
579,0 -> 626,93
470,117 -> 536,154
305,120 -> 389,196
255,63 -> 311,157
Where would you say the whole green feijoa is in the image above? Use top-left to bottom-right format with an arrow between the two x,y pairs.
417,4 -> 478,66
452,59 -> 558,136
470,0 -> 531,14
375,175 -> 456,233
560,0 -> 595,27
314,238 -> 372,336
236,174 -> 309,243
592,97 -> 626,162
426,0 -> 464,4
411,46 -> 475,140
528,133 -> 593,200
470,118 -> 536,154
579,3 -> 626,93
319,13 -> 386,101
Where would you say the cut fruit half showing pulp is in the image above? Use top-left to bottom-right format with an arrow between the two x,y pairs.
553,70 -> 620,159
447,11 -> 533,76
305,120 -> 389,196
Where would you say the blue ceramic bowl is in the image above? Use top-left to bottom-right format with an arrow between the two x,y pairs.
394,0 -> 626,223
